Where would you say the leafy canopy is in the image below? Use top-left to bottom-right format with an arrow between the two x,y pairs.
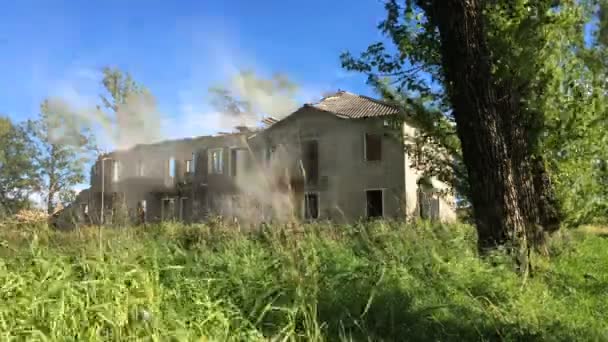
341,0 -> 608,223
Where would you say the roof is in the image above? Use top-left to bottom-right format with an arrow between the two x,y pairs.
309,91 -> 401,119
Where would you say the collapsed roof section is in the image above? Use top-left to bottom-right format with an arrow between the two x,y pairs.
96,90 -> 401,158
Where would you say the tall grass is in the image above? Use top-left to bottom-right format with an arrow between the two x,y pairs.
0,220 -> 606,341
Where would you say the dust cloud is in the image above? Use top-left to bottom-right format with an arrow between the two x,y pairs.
45,65 -> 318,224
212,70 -> 301,132
218,144 -> 302,225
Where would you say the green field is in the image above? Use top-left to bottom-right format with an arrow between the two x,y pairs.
0,221 -> 606,341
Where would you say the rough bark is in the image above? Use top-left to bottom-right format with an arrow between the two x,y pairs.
500,70 -> 561,250
422,0 -> 531,270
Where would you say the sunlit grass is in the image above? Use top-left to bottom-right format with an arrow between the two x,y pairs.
0,220 -> 606,341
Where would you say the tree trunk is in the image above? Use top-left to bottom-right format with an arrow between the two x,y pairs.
423,0 -> 531,271
47,190 -> 55,215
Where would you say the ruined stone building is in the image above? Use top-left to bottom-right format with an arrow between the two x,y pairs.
75,91 -> 456,225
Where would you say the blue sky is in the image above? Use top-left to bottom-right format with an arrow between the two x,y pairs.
0,0 -> 387,143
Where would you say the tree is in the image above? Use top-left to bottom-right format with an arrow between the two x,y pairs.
58,189 -> 77,207
96,67 -> 159,223
421,0 -> 539,269
341,0 -> 593,270
0,116 -> 38,215
98,66 -> 162,149
208,70 -> 300,128
27,99 -> 96,214
541,0 -> 608,226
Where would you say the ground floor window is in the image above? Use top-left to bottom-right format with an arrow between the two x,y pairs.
137,200 -> 147,223
366,189 -> 384,218
304,192 -> 319,220
161,198 -> 176,221
179,197 -> 190,221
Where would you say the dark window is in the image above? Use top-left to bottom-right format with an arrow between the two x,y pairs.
265,146 -> 275,164
302,140 -> 319,183
162,198 -> 175,221
137,200 -> 147,222
366,190 -> 383,218
201,149 -> 208,180
304,193 -> 319,219
365,133 -> 382,161
231,149 -> 238,177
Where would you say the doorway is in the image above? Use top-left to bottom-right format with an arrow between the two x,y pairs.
161,198 -> 176,221
179,197 -> 190,222
366,189 -> 384,218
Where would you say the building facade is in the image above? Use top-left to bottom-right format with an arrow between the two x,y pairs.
75,91 -> 456,226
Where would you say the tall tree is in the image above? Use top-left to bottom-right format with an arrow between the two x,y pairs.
27,99 -> 96,214
208,70 -> 300,127
98,66 -> 161,149
542,0 -> 608,226
341,0 -> 592,270
0,116 -> 38,215
423,0 -> 536,269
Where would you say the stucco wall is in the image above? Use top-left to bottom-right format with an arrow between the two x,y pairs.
401,124 -> 457,222
87,134 -> 250,223
83,108 -> 456,225
256,107 -> 407,223
258,108 -> 457,223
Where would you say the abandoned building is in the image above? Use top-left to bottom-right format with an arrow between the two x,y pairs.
74,91 -> 456,225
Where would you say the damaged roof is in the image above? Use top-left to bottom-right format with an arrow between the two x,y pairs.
309,90 -> 401,119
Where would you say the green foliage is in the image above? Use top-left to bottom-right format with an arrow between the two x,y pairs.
98,66 -> 162,147
0,221 -> 606,340
208,70 -> 300,123
0,116 -> 38,215
341,0 -> 468,203
99,66 -> 146,113
26,100 -> 96,214
341,0 -> 608,223
528,1 -> 608,225
58,189 -> 77,207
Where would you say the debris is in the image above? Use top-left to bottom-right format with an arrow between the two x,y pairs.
13,209 -> 48,224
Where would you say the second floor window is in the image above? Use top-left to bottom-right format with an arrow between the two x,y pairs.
191,152 -> 196,173
304,193 -> 319,219
137,160 -> 145,177
168,157 -> 176,178
209,149 -> 223,174
112,160 -> 120,182
302,140 -> 319,183
265,146 -> 275,164
365,133 -> 382,162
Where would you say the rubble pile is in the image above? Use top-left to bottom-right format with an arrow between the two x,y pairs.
13,209 -> 49,224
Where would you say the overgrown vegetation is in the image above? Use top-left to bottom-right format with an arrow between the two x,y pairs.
342,0 -> 608,264
0,221 -> 606,341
